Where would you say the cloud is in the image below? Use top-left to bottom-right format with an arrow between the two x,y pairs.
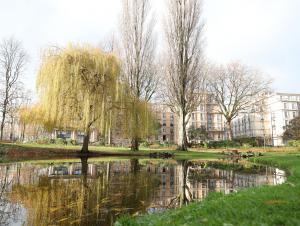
0,0 -> 299,93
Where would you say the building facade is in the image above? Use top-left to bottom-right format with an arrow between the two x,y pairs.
232,92 -> 300,146
187,94 -> 225,141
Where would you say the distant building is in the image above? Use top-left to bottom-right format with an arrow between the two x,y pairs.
232,92 -> 300,146
152,104 -> 176,143
187,94 -> 225,141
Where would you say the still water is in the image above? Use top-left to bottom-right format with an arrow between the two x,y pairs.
0,158 -> 285,226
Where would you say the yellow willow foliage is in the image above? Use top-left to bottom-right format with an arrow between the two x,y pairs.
117,85 -> 159,140
19,105 -> 54,130
36,45 -> 120,133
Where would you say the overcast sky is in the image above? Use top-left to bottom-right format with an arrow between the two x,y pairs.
0,0 -> 299,94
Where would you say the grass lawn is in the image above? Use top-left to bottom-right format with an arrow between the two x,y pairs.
116,151 -> 300,226
0,142 -> 223,162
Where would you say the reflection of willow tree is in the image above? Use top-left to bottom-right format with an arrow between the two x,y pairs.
0,167 -> 21,226
8,160 -> 159,226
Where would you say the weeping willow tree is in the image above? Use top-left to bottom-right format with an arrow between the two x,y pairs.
37,45 -> 120,153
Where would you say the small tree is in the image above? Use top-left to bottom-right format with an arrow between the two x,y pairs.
283,116 -> 300,141
37,45 -> 120,153
188,126 -> 208,143
208,62 -> 270,140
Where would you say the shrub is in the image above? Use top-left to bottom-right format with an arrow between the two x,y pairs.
140,141 -> 150,148
66,138 -> 77,145
55,138 -> 67,145
36,137 -> 51,144
207,140 -> 240,149
287,140 -> 300,147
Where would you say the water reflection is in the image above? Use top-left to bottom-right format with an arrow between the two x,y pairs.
0,158 -> 286,226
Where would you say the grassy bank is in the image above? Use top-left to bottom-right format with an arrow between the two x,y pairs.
0,142 -> 223,162
116,152 -> 300,226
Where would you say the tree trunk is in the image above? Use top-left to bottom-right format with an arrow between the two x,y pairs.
177,109 -> 188,151
131,137 -> 139,151
21,124 -> 26,141
9,119 -> 14,141
81,130 -> 90,153
226,120 -> 233,141
0,111 -> 6,140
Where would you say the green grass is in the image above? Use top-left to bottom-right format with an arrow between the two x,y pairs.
0,142 -> 223,161
116,152 -> 300,226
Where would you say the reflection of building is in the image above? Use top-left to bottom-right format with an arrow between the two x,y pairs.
0,160 -> 286,217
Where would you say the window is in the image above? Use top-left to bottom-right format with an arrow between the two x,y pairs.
292,103 -> 297,110
162,113 -> 166,118
284,103 -> 288,109
293,111 -> 296,118
285,111 -> 289,118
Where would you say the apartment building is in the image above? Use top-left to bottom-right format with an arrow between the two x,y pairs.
268,93 -> 300,146
232,92 -> 300,146
187,94 -> 225,141
152,104 -> 176,143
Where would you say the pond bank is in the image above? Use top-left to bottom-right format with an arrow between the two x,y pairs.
116,152 -> 300,226
0,142 -> 222,162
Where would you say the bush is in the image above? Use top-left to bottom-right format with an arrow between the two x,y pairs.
55,138 -> 67,145
207,140 -> 240,149
287,140 -> 300,147
140,141 -> 150,148
36,137 -> 51,144
66,138 -> 77,145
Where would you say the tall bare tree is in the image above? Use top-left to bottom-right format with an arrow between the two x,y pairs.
120,0 -> 157,151
0,37 -> 27,140
164,0 -> 206,151
208,62 -> 271,140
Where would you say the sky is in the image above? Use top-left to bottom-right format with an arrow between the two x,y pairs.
0,0 -> 299,94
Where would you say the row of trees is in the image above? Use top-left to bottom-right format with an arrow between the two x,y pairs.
0,0 -> 271,152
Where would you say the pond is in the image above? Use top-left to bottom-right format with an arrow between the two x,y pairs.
0,158 -> 286,226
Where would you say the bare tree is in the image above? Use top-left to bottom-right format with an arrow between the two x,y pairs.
120,0 -> 157,151
208,62 -> 271,140
7,89 -> 31,141
163,0 -> 206,151
0,37 -> 27,140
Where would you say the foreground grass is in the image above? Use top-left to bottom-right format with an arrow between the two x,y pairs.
116,152 -> 300,226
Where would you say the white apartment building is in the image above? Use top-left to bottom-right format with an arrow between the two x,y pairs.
233,92 -> 300,146
268,93 -> 300,146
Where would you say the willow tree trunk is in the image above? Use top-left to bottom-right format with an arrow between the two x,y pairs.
131,137 -> 139,152
177,109 -> 188,151
81,128 -> 90,153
